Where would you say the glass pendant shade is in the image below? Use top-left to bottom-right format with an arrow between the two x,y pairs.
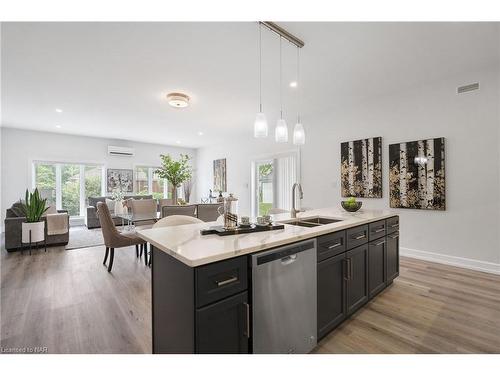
275,118 -> 289,143
293,122 -> 305,145
254,112 -> 268,138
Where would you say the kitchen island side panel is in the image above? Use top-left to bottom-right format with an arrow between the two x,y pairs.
152,246 -> 195,353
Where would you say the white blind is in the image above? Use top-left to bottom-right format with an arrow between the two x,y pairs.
276,154 -> 297,211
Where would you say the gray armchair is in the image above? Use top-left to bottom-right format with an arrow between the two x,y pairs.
4,206 -> 69,252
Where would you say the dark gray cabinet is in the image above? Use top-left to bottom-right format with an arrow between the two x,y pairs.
368,238 -> 386,298
196,291 -> 249,354
317,253 -> 347,339
386,232 -> 399,283
152,248 -> 250,354
346,244 -> 369,315
316,216 -> 399,340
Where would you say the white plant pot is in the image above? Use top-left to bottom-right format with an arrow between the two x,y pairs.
114,200 -> 125,215
22,221 -> 45,243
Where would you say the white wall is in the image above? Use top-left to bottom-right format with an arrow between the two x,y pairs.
1,127 -> 197,224
197,69 -> 500,269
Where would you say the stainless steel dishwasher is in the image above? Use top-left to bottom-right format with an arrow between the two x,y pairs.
251,239 -> 317,354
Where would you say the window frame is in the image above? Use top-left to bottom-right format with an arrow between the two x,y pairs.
32,160 -> 106,219
134,166 -> 169,199
251,150 -> 301,218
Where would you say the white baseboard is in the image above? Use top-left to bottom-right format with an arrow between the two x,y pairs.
401,247 -> 500,275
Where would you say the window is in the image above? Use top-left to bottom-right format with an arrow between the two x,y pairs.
135,166 -> 171,199
255,160 -> 275,216
34,163 -> 56,208
33,161 -> 105,218
252,152 -> 299,217
61,164 -> 81,216
135,166 -> 149,195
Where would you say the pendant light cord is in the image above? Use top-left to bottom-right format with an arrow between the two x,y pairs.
296,46 -> 300,123
259,24 -> 262,113
279,36 -> 283,119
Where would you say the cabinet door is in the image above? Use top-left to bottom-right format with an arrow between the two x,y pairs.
346,244 -> 369,315
196,291 -> 249,353
317,253 -> 347,339
368,238 -> 386,298
386,232 -> 400,283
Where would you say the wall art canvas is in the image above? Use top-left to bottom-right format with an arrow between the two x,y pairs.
341,137 -> 382,198
389,138 -> 445,210
213,158 -> 227,192
107,169 -> 134,193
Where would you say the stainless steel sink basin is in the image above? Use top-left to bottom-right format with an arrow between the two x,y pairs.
284,217 -> 343,227
301,217 -> 342,225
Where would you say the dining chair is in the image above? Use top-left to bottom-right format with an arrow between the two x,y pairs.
96,202 -> 147,272
196,203 -> 223,222
130,198 -> 157,219
161,204 -> 197,218
159,198 -> 174,211
146,215 -> 204,266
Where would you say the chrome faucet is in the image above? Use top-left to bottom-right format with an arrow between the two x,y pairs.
291,182 -> 304,218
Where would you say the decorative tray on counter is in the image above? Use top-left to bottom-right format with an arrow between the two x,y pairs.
200,223 -> 285,236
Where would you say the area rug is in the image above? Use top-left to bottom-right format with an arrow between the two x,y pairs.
66,225 -> 153,250
66,226 -> 105,250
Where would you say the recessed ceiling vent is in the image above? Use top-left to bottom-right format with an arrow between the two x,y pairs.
108,146 -> 134,157
457,82 -> 479,94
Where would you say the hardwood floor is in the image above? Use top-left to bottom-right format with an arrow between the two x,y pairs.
314,257 -> 500,354
1,244 -> 499,354
1,244 -> 152,353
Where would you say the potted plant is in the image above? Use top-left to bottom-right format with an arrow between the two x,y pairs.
19,188 -> 48,244
155,154 -> 193,204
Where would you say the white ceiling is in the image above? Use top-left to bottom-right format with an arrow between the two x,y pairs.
2,22 -> 499,148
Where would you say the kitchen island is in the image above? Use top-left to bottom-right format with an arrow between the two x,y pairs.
137,207 -> 400,354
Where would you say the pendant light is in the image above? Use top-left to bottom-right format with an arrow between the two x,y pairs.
254,24 -> 268,138
275,36 -> 289,143
293,46 -> 305,145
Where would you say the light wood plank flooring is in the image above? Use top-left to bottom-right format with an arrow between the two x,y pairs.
1,244 -> 500,354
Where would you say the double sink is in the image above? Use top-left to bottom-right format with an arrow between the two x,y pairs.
281,216 -> 343,228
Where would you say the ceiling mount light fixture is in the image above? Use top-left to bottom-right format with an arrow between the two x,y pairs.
55,125 -> 62,129
175,140 -> 181,144
254,24 -> 268,138
293,46 -> 305,145
55,108 -> 63,113
275,36 -> 288,143
289,81 -> 297,88
167,92 -> 190,108
197,131 -> 204,136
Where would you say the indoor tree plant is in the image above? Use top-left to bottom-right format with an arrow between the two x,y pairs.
155,154 -> 193,204
19,188 -> 48,244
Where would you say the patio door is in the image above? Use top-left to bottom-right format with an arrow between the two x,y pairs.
252,151 -> 298,217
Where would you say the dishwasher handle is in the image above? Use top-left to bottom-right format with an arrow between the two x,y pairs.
280,254 -> 297,265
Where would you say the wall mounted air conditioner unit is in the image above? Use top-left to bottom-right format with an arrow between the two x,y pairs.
108,146 -> 135,157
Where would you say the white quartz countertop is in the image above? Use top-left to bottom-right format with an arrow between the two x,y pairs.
136,207 -> 397,267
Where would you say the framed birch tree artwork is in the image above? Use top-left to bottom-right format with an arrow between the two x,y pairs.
389,138 -> 445,210
341,137 -> 382,198
213,158 -> 227,192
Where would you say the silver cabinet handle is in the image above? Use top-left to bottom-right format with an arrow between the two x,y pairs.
216,276 -> 238,287
375,240 -> 386,246
390,223 -> 399,228
243,302 -> 250,338
388,234 -> 399,239
374,228 -> 385,233
328,242 -> 342,249
343,259 -> 349,280
349,258 -> 353,280
353,234 -> 366,240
